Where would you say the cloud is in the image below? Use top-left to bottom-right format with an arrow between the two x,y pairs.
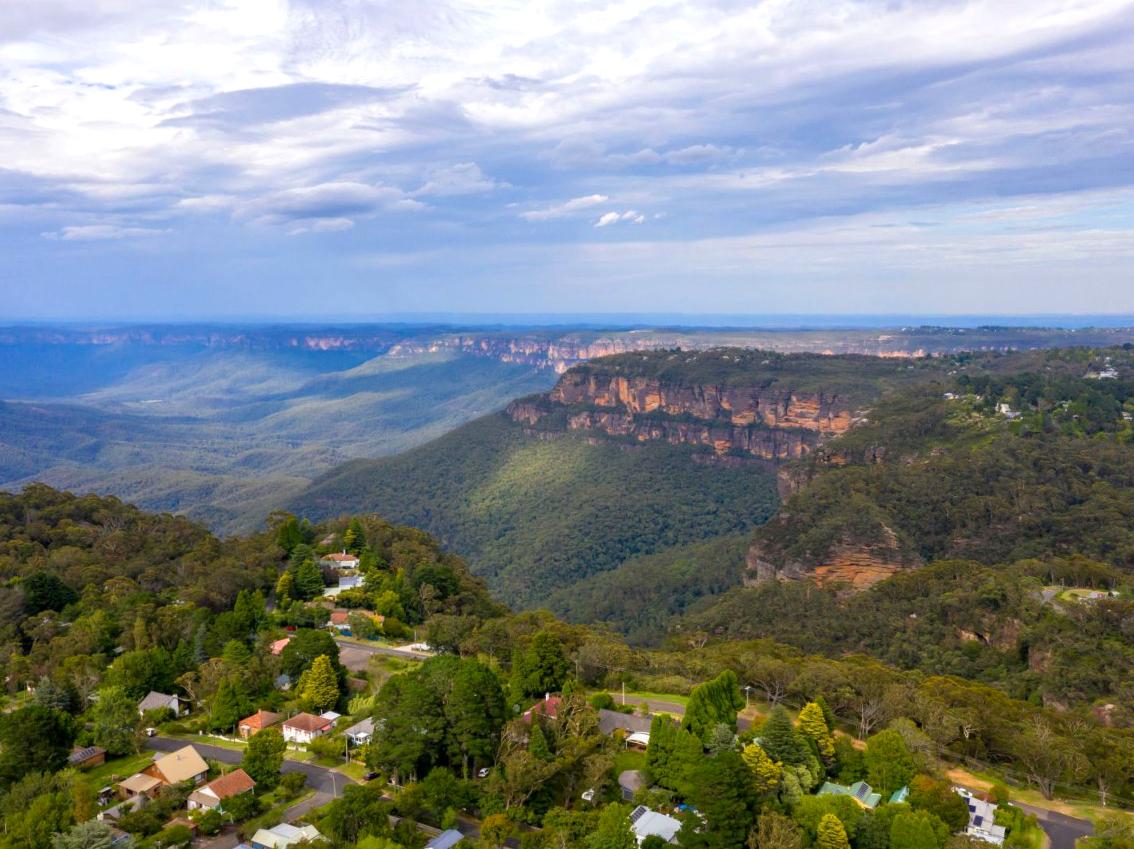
4,0 -> 1134,314
595,210 -> 646,227
414,162 -> 505,197
239,182 -> 424,227
160,82 -> 412,131
520,194 -> 609,221
662,144 -> 735,166
288,217 -> 355,236
42,224 -> 167,240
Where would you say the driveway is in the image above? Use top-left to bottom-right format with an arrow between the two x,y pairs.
1014,803 -> 1093,849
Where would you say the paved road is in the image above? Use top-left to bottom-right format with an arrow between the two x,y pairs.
1014,803 -> 1093,849
335,639 -> 431,672
145,737 -> 354,800
617,695 -> 754,731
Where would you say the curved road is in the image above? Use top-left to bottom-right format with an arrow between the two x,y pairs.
145,736 -> 354,819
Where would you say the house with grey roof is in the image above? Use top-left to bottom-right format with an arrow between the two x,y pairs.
137,691 -> 183,717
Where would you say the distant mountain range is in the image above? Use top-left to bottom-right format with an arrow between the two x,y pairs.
4,320 -> 1134,539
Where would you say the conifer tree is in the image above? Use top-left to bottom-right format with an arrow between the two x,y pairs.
684,670 -> 745,743
275,571 -> 295,607
209,678 -> 250,732
798,702 -> 836,761
529,723 -> 553,761
817,814 -> 851,849
299,654 -> 340,712
760,706 -> 811,766
294,559 -> 325,600
741,742 -> 783,795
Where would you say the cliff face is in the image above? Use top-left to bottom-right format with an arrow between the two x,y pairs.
510,370 -> 856,461
744,523 -> 920,590
386,336 -> 671,372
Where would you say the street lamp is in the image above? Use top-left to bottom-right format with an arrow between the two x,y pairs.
743,685 -> 753,709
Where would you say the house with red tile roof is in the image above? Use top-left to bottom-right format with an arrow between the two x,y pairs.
238,710 -> 282,739
188,768 -> 256,811
282,712 -> 333,744
522,694 -> 563,723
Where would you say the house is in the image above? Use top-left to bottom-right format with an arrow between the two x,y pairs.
239,710 -> 283,739
626,731 -> 650,750
818,780 -> 882,809
426,830 -> 464,849
270,638 -> 291,656
100,796 -> 144,821
146,745 -> 209,786
68,745 -> 107,769
319,552 -> 361,570
955,788 -> 1007,845
328,610 -> 352,633
117,773 -> 162,801
250,823 -> 323,849
323,575 -> 364,598
188,768 -> 256,811
522,694 -> 563,723
282,712 -> 333,744
321,710 -> 342,727
138,691 -> 183,717
598,709 -> 651,736
629,806 -> 682,845
890,786 -> 910,805
344,717 -> 375,746
619,770 -> 646,802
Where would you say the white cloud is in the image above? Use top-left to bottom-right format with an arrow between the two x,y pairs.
288,217 -> 355,236
414,162 -> 504,196
663,144 -> 734,165
595,209 -> 645,227
42,224 -> 166,240
238,181 -> 424,228
520,194 -> 609,221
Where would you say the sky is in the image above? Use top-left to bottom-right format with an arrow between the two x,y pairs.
2,0 -> 1134,320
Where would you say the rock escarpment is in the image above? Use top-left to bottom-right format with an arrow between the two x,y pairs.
509,368 -> 856,461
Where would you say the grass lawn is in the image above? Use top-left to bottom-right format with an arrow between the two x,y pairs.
945,766 -> 1122,823
339,761 -> 368,781
612,748 -> 648,776
242,790 -> 315,836
621,690 -> 690,707
85,751 -> 155,786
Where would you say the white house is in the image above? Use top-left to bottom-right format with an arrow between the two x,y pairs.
629,806 -> 682,845
187,769 -> 256,811
426,831 -> 464,849
251,824 -> 323,849
344,717 -> 375,746
281,712 -> 333,744
955,788 -> 1007,845
319,552 -> 361,570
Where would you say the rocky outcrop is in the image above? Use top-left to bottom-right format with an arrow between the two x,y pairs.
550,373 -> 854,434
743,523 -> 919,589
510,370 -> 858,460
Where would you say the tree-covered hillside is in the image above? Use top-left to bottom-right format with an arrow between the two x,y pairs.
750,352 -> 1134,579
685,557 -> 1134,710
291,413 -> 780,608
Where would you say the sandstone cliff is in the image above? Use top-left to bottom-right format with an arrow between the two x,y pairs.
509,367 -> 857,461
